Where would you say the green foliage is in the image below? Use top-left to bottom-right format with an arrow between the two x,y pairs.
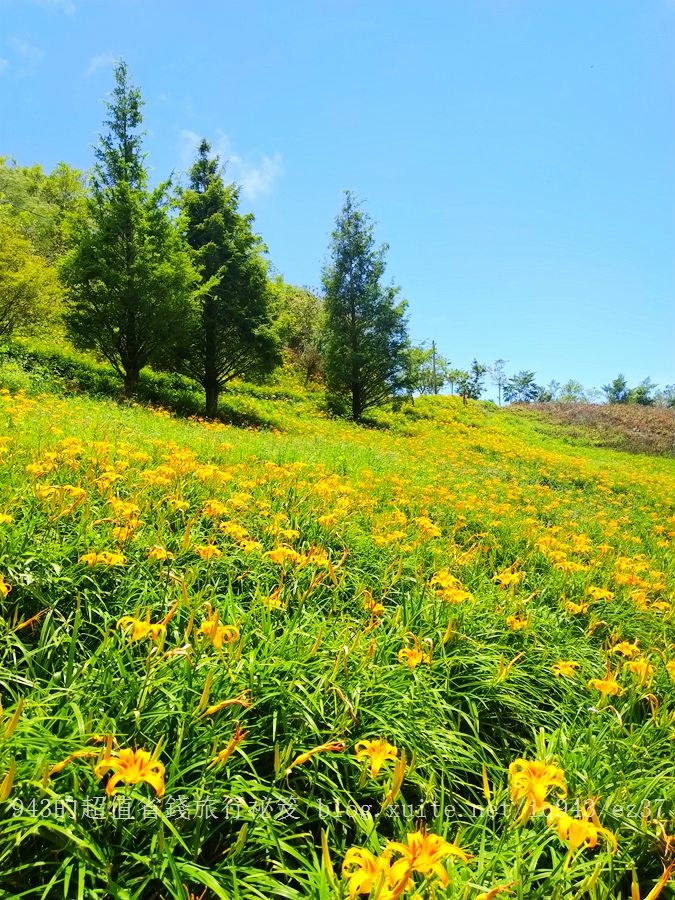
654,384 -> 675,409
0,387 -> 673,897
503,370 -> 542,404
0,221 -> 63,340
0,156 -> 85,263
269,277 -> 324,384
456,359 -> 488,404
602,374 -> 658,407
59,61 -> 196,397
173,139 -> 280,416
490,358 -> 508,405
403,342 -> 450,396
602,374 -> 629,404
627,378 -> 657,406
557,379 -> 588,403
321,192 -> 409,420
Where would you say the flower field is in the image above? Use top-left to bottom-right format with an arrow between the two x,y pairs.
0,388 -> 673,899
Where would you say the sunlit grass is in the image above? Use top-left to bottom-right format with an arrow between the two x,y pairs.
0,386 -> 673,899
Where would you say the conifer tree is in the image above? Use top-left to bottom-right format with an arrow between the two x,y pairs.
175,140 -> 280,417
60,61 -> 195,396
321,192 -> 408,420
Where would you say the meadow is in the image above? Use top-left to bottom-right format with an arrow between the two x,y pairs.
0,382 -> 673,899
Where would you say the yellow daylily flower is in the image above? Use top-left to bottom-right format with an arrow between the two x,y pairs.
147,545 -> 173,561
387,831 -> 469,888
398,634 -> 431,669
493,569 -> 524,588
194,544 -> 222,561
207,722 -> 248,769
94,746 -> 165,797
197,607 -> 239,650
79,550 -> 126,566
342,847 -> 396,899
587,586 -> 615,602
588,666 -> 623,697
117,612 -> 165,642
509,758 -> 567,822
611,640 -> 640,658
475,883 -> 517,900
547,802 -> 617,855
626,656 -> 656,685
552,660 -> 579,678
286,739 -> 346,773
354,738 -> 398,777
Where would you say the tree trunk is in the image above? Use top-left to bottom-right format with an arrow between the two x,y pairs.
203,298 -> 219,418
123,367 -> 139,397
352,383 -> 362,421
204,380 -> 220,418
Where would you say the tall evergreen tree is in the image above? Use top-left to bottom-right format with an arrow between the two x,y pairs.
175,140 -> 280,417
321,192 -> 409,420
59,61 -> 195,396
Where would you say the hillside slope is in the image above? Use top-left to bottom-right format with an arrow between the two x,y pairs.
0,389 -> 673,899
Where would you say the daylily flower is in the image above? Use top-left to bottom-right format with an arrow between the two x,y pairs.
117,611 -> 165,642
547,802 -> 617,855
398,634 -> 431,669
94,746 -> 165,797
197,607 -> 239,649
509,758 -> 567,822
363,591 -> 384,617
219,521 -> 249,540
493,569 -> 524,589
79,551 -> 126,566
202,499 -> 228,517
147,545 -> 173,561
611,640 -> 640,658
342,847 -> 396,899
239,538 -> 263,553
354,738 -> 398,777
588,667 -> 623,697
552,660 -> 579,678
286,739 -> 346,773
194,544 -> 222,561
626,656 -> 656,685
476,884 -> 516,900
564,599 -> 589,615
587,586 -> 615,602
266,546 -> 304,565
207,722 -> 248,769
506,614 -> 529,631
387,831 -> 469,888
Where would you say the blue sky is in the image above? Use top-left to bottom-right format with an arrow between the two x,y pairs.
1,0 -> 673,396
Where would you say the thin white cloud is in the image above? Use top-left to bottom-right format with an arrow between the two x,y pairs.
9,37 -> 44,72
0,58 -> 8,75
29,0 -> 76,15
179,128 -> 283,201
85,52 -> 117,77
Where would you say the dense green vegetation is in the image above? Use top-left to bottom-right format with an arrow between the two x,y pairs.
0,382 -> 673,899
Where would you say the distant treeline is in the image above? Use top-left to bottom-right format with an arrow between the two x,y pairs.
1,61 -> 672,420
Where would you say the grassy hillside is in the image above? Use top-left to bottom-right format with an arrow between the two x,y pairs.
0,383 -> 673,899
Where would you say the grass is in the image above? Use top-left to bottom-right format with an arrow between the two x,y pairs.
0,383 -> 673,899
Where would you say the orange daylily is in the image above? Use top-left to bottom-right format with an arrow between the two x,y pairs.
94,746 -> 165,797
509,758 -> 567,822
354,738 -> 398,777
